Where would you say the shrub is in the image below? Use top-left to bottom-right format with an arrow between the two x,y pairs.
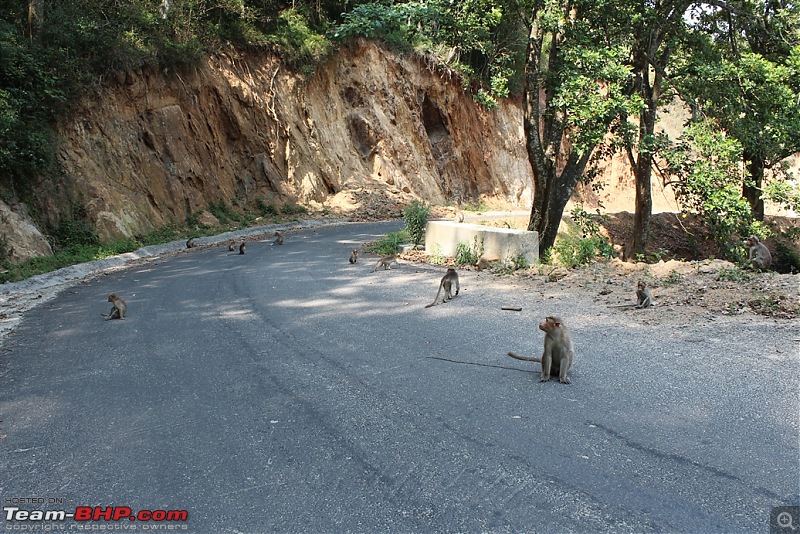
403,200 -> 429,247
367,230 -> 408,255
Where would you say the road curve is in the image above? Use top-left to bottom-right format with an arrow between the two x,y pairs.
1,221 -> 797,532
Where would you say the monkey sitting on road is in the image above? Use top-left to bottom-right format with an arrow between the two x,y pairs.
228,240 -> 235,252
272,232 -> 284,245
186,237 -> 195,249
745,235 -> 772,270
507,316 -> 575,384
349,249 -> 359,264
101,294 -> 127,320
239,241 -> 247,255
425,268 -> 460,308
371,255 -> 397,272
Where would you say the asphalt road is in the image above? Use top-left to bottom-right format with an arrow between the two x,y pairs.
1,221 -> 798,533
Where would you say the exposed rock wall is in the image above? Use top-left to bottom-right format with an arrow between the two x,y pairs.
32,40 -> 532,244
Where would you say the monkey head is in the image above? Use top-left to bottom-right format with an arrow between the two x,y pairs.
538,316 -> 563,334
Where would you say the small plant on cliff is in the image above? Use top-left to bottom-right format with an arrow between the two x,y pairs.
256,199 -> 278,217
280,202 -> 308,216
403,200 -> 430,247
49,206 -> 100,250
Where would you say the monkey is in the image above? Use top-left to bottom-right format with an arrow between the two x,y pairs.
475,254 -> 500,271
425,268 -> 460,308
745,235 -> 772,270
349,249 -> 359,264
371,255 -> 397,272
101,294 -> 127,320
239,241 -> 246,255
609,280 -> 655,309
453,199 -> 465,223
272,231 -> 284,245
228,240 -> 235,252
186,237 -> 195,249
507,316 -> 574,384
635,280 -> 653,308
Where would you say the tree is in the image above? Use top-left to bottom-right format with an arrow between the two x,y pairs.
514,0 -> 638,255
623,0 -> 692,260
678,0 -> 800,220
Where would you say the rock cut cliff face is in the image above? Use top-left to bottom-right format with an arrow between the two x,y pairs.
34,40 -> 533,242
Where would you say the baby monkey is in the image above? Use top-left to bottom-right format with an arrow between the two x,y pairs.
507,316 -> 574,384
349,249 -> 359,264
745,235 -> 772,270
610,280 -> 654,309
239,241 -> 247,255
272,232 -> 284,245
425,268 -> 460,308
371,255 -> 397,272
101,294 -> 127,320
635,280 -> 653,308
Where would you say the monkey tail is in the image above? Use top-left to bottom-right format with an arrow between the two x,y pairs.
506,351 -> 541,362
425,283 -> 444,308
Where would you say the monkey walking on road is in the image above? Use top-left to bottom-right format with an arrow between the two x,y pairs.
507,316 -> 575,384
371,255 -> 397,272
425,268 -> 460,308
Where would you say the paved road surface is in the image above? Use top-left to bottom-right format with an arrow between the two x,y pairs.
1,221 -> 798,532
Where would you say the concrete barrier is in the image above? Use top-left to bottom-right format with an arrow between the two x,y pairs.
424,220 -> 539,264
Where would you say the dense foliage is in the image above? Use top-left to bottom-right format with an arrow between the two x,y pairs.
1,0 -> 798,267
0,0 -> 346,195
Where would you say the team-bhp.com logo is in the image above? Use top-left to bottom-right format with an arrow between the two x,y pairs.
4,505 -> 188,528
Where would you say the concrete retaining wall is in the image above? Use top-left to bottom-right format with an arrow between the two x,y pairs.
424,220 -> 539,264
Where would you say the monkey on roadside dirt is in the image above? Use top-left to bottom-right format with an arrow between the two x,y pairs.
635,280 -> 653,308
228,240 -> 235,252
239,241 -> 246,255
507,316 -> 574,384
475,254 -> 500,271
745,235 -> 772,270
371,255 -> 397,272
425,268 -> 460,308
349,249 -> 359,264
186,237 -> 195,249
272,232 -> 284,245
101,294 -> 127,320
609,280 -> 654,309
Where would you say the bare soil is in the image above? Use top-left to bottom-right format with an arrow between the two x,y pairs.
407,208 -> 800,322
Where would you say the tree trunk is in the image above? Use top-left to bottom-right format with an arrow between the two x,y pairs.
743,151 -> 765,221
522,21 -> 593,258
627,106 -> 655,260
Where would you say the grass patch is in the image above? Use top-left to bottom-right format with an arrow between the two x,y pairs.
366,230 -> 409,255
